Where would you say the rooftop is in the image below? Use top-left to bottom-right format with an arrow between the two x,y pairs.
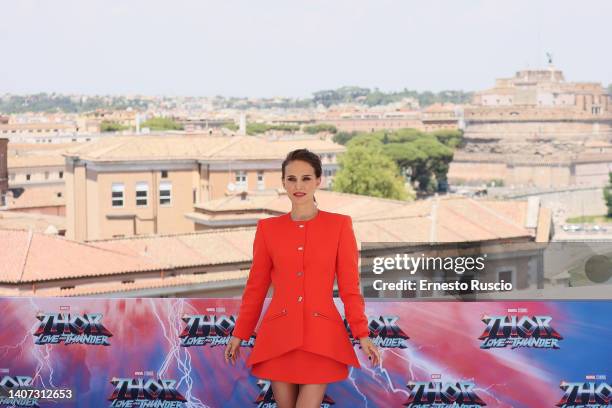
62,134 -> 345,163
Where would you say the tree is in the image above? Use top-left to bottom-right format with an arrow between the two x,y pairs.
333,131 -> 356,145
333,144 -> 411,200
303,123 -> 337,134
604,172 -> 612,217
141,117 -> 184,131
246,123 -> 299,135
100,121 -> 128,132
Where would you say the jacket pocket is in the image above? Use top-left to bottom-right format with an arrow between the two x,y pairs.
265,308 -> 287,322
312,311 -> 344,327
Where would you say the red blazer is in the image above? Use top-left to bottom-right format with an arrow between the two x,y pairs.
233,210 -> 369,369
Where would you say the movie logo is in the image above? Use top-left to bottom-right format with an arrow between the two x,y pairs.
349,315 -> 409,348
255,380 -> 334,408
404,381 -> 486,408
179,314 -> 254,347
557,379 -> 611,407
479,315 -> 562,349
108,377 -> 187,408
0,376 -> 39,407
33,312 -> 113,346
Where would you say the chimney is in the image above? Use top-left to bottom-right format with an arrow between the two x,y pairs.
0,138 -> 8,206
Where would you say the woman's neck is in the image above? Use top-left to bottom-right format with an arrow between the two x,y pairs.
290,203 -> 318,221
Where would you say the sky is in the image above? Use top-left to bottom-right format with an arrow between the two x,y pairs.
1,0 -> 611,98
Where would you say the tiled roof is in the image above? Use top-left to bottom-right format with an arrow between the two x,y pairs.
0,193 -> 546,297
0,211 -> 66,233
0,229 -> 163,283
196,190 -> 531,242
1,269 -> 249,297
91,228 -> 255,268
8,155 -> 65,168
62,134 -> 345,162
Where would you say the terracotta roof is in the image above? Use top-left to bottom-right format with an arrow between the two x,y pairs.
423,103 -> 457,112
8,155 -> 65,168
0,193 -> 546,297
8,142 -> 79,153
0,211 -> 66,233
63,134 -> 345,162
90,228 -> 255,268
0,269 -> 249,298
0,229 -> 163,283
196,190 -> 531,242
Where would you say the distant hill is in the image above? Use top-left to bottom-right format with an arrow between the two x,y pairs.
0,87 -> 474,114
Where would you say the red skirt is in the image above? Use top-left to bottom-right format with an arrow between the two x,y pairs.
251,348 -> 348,384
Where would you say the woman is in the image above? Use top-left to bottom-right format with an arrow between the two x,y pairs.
225,149 -> 380,408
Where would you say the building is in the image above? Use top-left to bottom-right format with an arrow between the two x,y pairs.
0,193 -> 551,298
63,134 -> 345,241
0,211 -> 65,235
0,138 -> 8,206
4,143 -> 69,215
449,66 -> 612,187
317,111 -> 423,133
0,122 -> 92,144
421,103 -> 464,132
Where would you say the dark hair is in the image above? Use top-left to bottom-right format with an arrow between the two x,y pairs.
281,149 -> 322,179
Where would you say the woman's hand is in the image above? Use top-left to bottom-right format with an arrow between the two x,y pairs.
359,336 -> 381,366
224,336 -> 242,365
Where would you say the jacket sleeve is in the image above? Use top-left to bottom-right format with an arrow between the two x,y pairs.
232,220 -> 272,341
336,215 -> 370,339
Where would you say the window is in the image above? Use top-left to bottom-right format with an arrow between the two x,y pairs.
235,171 -> 247,190
257,171 -> 264,190
136,182 -> 148,207
498,270 -> 513,284
111,183 -> 124,207
59,171 -> 63,179
56,192 -> 62,198
44,171 -> 49,180
26,174 -> 31,181
161,170 -> 168,178
159,181 -> 172,206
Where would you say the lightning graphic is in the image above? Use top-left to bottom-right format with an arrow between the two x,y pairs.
149,298 -> 210,408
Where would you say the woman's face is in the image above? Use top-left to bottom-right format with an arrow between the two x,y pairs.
282,160 -> 321,205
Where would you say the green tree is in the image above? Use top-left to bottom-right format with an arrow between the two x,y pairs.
604,172 -> 612,217
333,144 -> 411,200
333,131 -> 356,145
303,123 -> 337,134
100,121 -> 128,132
431,129 -> 464,148
141,117 -> 184,131
246,123 -> 299,135
223,122 -> 239,131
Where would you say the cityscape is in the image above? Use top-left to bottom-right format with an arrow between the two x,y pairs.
2,64 -> 611,299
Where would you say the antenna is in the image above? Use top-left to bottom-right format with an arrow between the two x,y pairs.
546,52 -> 553,65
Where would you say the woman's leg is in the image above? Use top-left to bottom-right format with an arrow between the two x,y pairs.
271,381 -> 299,408
296,384 -> 327,408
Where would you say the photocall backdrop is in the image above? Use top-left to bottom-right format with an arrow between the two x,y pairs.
0,297 -> 610,408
